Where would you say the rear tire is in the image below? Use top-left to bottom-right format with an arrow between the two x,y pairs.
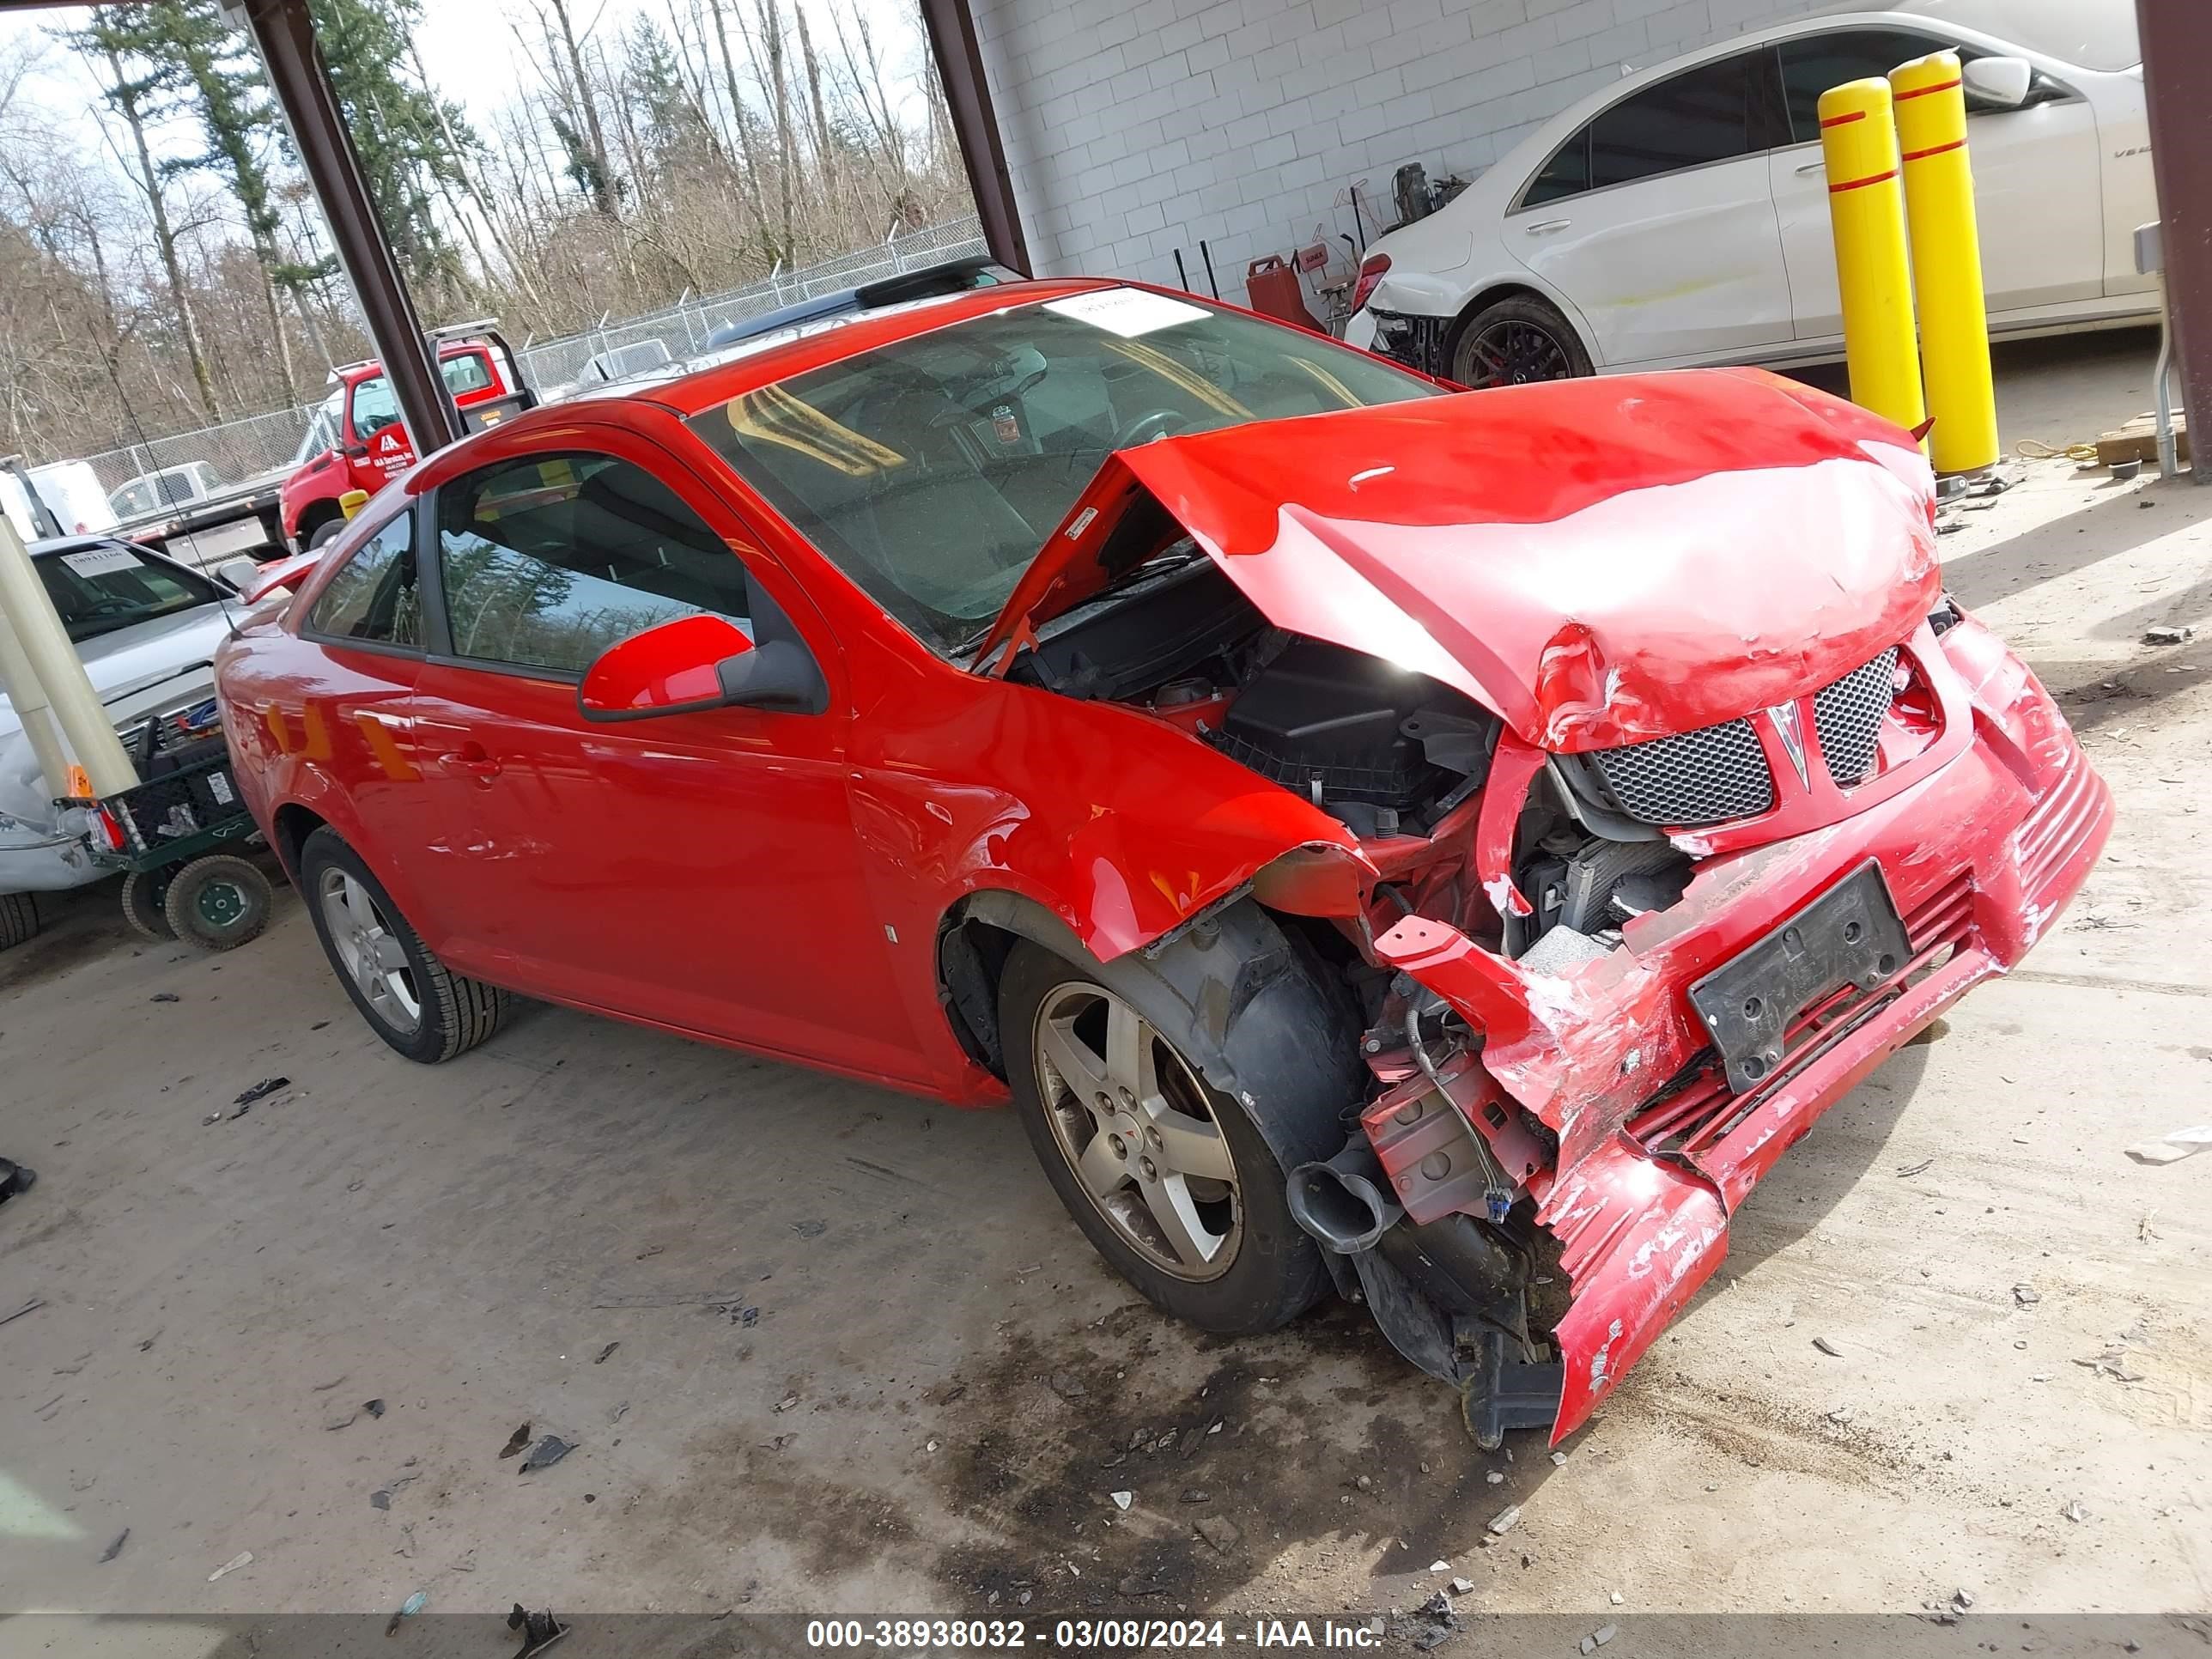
163,854 -> 273,952
0,892 -> 37,952
999,922 -> 1351,1336
298,827 -> 510,1063
1450,295 -> 1592,388
121,870 -> 176,941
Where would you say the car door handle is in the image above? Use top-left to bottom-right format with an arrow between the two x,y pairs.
1524,218 -> 1572,234
439,743 -> 501,782
1796,161 -> 1826,175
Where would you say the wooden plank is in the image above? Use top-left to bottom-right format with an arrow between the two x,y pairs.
2094,412 -> 2191,468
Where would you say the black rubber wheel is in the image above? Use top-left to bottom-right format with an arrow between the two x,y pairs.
306,516 -> 345,550
120,870 -> 175,941
298,827 -> 510,1063
0,892 -> 37,951
163,854 -> 273,951
999,919 -> 1355,1336
1450,295 -> 1593,388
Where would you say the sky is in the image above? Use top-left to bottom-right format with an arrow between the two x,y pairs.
0,0 -> 932,166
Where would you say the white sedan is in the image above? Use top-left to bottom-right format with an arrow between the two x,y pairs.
1346,0 -> 2155,386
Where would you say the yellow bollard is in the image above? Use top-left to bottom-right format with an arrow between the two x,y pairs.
1818,78 -> 1926,438
338,488 -> 370,520
1892,51 -> 1997,474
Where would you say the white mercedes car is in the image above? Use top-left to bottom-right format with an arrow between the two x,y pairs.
1345,0 -> 2155,386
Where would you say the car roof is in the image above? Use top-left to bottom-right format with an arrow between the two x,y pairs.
404,275 -> 1121,483
1487,0 -> 2136,188
659,276 -> 1115,414
332,338 -> 489,383
701,255 -> 1012,351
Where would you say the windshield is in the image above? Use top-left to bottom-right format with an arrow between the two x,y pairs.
687,290 -> 1437,653
351,374 -> 400,439
38,543 -> 219,644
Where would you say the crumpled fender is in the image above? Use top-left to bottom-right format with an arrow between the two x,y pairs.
853,679 -> 1372,965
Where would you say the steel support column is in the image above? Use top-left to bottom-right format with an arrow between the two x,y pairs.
919,0 -> 1030,276
2137,0 -> 2209,480
234,0 -> 462,457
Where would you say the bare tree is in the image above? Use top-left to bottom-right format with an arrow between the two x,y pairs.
89,34 -> 223,419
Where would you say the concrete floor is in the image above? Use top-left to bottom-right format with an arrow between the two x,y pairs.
1,330 -> 2208,1637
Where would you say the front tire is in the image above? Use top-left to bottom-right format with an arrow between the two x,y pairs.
306,515 -> 345,550
1450,295 -> 1592,388
1000,929 -> 1350,1336
298,827 -> 510,1063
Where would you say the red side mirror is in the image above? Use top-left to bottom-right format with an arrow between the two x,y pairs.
578,613 -> 754,721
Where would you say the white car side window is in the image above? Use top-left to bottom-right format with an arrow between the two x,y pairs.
1517,47 -> 1780,211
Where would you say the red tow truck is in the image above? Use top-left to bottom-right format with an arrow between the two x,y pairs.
278,321 -> 532,551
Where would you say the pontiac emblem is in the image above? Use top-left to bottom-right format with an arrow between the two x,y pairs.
1769,702 -> 1810,788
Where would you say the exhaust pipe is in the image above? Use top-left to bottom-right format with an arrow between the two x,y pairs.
1287,1141 -> 1404,1254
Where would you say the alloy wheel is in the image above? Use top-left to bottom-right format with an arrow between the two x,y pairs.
1462,319 -> 1573,387
319,868 -> 421,1034
1030,981 -> 1243,1281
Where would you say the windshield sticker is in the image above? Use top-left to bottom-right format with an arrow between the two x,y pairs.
60,545 -> 141,579
1042,289 -> 1210,339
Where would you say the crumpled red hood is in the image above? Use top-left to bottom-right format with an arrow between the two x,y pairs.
980,368 -> 1942,750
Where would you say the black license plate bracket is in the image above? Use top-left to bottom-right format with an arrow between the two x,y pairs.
1688,860 -> 1912,1095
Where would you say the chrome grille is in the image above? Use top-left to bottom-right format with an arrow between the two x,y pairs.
1582,646 -> 1902,829
1812,647 -> 1898,787
1587,717 -> 1774,828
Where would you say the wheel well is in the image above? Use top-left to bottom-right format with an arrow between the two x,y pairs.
270,803 -> 329,881
293,498 -> 342,544
939,915 -> 1018,1078
933,901 -> 1367,1083
1447,283 -> 1567,360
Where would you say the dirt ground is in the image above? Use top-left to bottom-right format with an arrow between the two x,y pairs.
1,329 -> 2208,1637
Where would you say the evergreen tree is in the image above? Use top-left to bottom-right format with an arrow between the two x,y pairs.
134,0 -> 320,400
301,0 -> 471,283
625,16 -> 711,169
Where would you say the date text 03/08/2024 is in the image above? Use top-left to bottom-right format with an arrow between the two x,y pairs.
804,1619 -> 1385,1649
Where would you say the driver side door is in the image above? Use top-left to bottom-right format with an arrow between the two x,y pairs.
405,428 -> 926,1085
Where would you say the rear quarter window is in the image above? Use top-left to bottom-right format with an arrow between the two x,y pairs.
306,514 -> 422,647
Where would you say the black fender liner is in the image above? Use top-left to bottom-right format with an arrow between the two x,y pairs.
948,890 -> 1363,1193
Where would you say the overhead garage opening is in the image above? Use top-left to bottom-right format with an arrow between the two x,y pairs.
0,0 -> 1017,509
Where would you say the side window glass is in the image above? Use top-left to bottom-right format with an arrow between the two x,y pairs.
436,451 -> 751,677
1522,129 -> 1591,207
307,513 -> 422,647
1778,31 -> 1948,143
351,375 -> 400,440
1589,52 -> 1762,191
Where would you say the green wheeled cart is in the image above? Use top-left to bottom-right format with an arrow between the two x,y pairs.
88,741 -> 275,952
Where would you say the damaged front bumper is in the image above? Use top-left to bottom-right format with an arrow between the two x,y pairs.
1301,618 -> 2112,1443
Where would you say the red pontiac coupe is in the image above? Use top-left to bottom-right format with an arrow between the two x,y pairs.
215,275 -> 2112,1444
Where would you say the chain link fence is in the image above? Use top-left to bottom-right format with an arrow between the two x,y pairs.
72,216 -> 988,502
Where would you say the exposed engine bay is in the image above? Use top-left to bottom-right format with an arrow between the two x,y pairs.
1001,543 -> 1492,834
1000,539 -> 1694,967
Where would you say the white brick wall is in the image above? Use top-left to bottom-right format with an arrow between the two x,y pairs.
973,0 -> 1830,304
